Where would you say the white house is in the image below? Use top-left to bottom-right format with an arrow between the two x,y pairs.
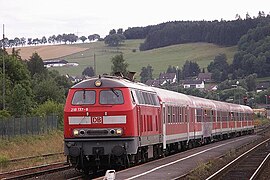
183,79 -> 205,89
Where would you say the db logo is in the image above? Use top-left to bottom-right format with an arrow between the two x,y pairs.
92,116 -> 103,124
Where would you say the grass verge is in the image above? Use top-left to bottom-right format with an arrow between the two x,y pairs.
0,130 -> 64,172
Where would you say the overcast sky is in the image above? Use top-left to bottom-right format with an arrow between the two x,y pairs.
1,0 -> 270,39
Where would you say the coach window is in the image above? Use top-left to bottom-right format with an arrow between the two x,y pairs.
185,107 -> 188,123
222,112 -> 227,121
211,110 -> 215,122
72,90 -> 96,105
152,94 -> 160,106
204,110 -> 209,122
136,90 -> 145,105
196,109 -> 202,122
220,111 -> 223,121
217,111 -> 220,122
100,90 -> 124,104
179,107 -> 182,122
182,107 -> 186,122
168,106 -> 172,123
147,93 -> 153,105
231,112 -> 234,121
142,92 -> 149,104
240,113 -> 242,121
176,107 -> 179,123
174,107 -> 177,123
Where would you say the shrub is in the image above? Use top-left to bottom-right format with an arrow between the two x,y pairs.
32,100 -> 64,129
0,156 -> 8,167
0,110 -> 11,119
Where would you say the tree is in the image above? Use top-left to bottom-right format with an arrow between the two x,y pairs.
27,38 -> 32,45
20,37 -> 26,46
0,50 -> 33,111
166,65 -> 177,73
88,34 -> 100,41
56,34 -> 63,43
33,78 -> 65,104
14,37 -> 20,46
48,35 -> 56,44
80,36 -> 87,43
140,64 -> 153,83
111,54 -> 128,76
244,73 -> 257,91
117,28 -> 123,34
109,29 -> 116,35
82,66 -> 95,77
8,84 -> 32,117
27,52 -> 46,76
104,34 -> 126,47
48,70 -> 72,96
182,60 -> 200,78
207,53 -> 229,82
41,36 -> 47,44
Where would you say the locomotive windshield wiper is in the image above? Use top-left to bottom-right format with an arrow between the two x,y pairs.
83,89 -> 86,100
110,88 -> 119,97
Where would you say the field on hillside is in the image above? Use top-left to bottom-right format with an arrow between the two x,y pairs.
6,44 -> 89,60
8,40 -> 237,78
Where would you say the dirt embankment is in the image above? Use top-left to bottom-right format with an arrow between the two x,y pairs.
6,44 -> 88,60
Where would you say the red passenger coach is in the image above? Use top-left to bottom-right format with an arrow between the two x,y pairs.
64,75 -> 254,174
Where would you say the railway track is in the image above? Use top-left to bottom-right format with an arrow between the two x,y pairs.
7,152 -> 64,163
1,125 -> 268,180
206,138 -> 270,180
0,162 -> 70,179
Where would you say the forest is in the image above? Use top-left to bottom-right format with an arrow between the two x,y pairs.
123,12 -> 270,51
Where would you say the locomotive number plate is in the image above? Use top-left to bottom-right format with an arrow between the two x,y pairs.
91,116 -> 103,124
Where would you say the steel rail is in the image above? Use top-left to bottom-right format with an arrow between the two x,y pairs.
206,138 -> 270,180
250,152 -> 270,180
0,162 -> 69,180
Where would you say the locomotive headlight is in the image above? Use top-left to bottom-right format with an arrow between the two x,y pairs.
95,80 -> 102,87
116,128 -> 123,135
73,129 -> 79,136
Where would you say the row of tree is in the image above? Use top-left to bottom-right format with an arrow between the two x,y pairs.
0,33 -> 101,48
122,13 -> 270,51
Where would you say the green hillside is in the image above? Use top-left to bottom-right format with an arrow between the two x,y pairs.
53,40 -> 237,78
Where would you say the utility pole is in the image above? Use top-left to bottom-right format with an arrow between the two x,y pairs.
2,24 -> 5,109
94,53 -> 96,76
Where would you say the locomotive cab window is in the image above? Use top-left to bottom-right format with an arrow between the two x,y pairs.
72,90 -> 96,105
100,89 -> 124,104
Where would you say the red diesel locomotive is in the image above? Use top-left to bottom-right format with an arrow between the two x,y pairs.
64,75 -> 254,173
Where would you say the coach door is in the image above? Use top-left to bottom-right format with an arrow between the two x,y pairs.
162,102 -> 166,151
131,89 -> 143,145
202,109 -> 212,138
